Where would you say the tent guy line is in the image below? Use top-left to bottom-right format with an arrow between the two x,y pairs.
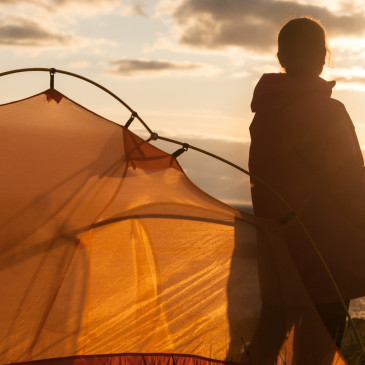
0,67 -> 363,357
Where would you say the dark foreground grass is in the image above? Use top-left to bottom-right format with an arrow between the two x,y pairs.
341,318 -> 365,365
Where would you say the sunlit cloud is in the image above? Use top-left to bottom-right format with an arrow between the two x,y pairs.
329,36 -> 365,58
52,0 -> 119,5
0,0 -> 44,5
0,15 -> 73,46
0,0 -> 121,8
156,0 -> 365,54
49,0 -> 121,15
0,1 -> 122,50
107,58 -> 221,78
0,0 -> 123,17
0,14 -> 116,51
323,66 -> 365,91
120,0 -> 147,16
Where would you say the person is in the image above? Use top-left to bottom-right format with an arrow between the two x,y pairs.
249,17 -> 365,349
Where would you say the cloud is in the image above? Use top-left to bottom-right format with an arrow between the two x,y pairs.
51,0 -> 118,4
120,0 -> 148,16
0,3 -> 121,49
49,0 -> 150,19
49,0 -> 122,13
0,0 -> 43,5
322,66 -> 365,90
0,16 -> 73,46
160,0 -> 365,53
107,58 -> 220,77
0,0 -> 119,7
337,76 -> 365,84
0,0 -> 122,16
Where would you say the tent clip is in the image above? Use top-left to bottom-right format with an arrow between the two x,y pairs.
145,132 -> 159,142
50,68 -> 56,89
125,111 -> 138,128
280,211 -> 296,225
172,143 -> 189,158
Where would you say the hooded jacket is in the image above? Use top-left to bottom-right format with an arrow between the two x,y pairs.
249,73 -> 365,303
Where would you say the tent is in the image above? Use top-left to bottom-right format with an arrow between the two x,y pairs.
0,70 -> 354,364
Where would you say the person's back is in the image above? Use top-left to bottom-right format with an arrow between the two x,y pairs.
249,17 -> 365,347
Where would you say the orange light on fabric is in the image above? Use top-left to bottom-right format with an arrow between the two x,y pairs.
0,90 -> 346,365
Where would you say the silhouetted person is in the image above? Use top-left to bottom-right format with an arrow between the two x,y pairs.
249,17 -> 365,350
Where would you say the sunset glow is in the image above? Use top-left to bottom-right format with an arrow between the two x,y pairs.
0,0 -> 364,205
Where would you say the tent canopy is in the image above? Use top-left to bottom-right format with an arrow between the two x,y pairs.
0,88 -> 347,365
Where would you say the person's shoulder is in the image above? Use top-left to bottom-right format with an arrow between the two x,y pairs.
308,95 -> 356,141
291,94 -> 353,142
307,94 -> 349,122
322,96 -> 346,111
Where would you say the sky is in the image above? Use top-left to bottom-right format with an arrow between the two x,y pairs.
1,0 -> 365,207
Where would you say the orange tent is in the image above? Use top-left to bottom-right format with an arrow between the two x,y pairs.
0,87 -> 348,364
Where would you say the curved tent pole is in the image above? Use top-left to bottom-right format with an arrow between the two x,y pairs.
157,134 -> 365,355
0,67 -> 364,355
0,67 -> 153,134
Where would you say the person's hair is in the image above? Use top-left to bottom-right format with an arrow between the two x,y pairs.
277,17 -> 329,77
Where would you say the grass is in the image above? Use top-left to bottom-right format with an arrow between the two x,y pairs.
341,318 -> 365,365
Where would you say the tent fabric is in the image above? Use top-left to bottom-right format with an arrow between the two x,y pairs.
0,90 -> 346,364
11,353 -> 247,365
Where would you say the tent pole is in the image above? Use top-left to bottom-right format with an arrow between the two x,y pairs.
0,67 -> 153,134
157,134 -> 365,357
0,67 -> 364,356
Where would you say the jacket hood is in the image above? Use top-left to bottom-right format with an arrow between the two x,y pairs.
251,73 -> 336,113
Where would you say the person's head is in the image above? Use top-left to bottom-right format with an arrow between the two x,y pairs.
277,17 -> 329,78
